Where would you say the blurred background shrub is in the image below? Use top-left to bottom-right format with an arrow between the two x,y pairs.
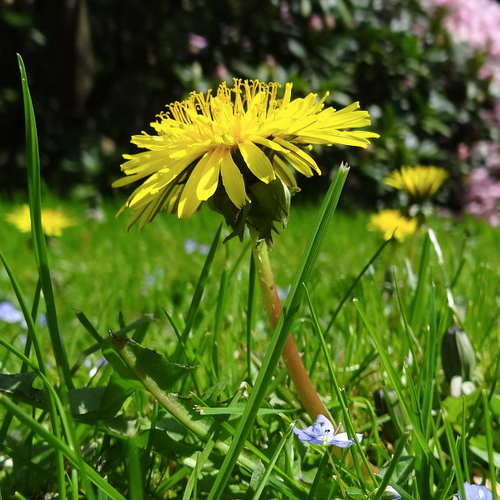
1,0 -> 499,219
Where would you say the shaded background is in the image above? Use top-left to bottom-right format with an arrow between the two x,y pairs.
1,0 -> 499,214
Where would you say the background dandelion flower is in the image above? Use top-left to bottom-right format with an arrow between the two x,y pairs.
114,78 -> 379,232
5,204 -> 75,237
384,165 -> 448,200
368,209 -> 418,241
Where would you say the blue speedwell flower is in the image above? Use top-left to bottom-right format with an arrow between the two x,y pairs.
384,486 -> 402,499
293,414 -> 363,448
458,482 -> 493,500
0,301 -> 27,329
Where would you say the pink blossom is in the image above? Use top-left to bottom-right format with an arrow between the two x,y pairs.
428,0 -> 500,91
309,13 -> 324,31
188,33 -> 209,53
463,163 -> 500,226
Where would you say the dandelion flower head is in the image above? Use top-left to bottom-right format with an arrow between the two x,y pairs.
384,165 -> 448,199
5,204 -> 75,237
368,209 -> 418,242
114,78 -> 379,234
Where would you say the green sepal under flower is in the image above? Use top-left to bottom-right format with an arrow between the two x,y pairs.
209,177 -> 296,246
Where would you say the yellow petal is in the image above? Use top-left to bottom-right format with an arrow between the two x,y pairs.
238,140 -> 275,183
220,148 -> 250,208
273,156 -> 297,187
273,137 -> 321,175
177,152 -> 220,218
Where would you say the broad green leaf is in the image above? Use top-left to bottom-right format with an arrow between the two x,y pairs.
0,372 -> 134,422
470,439 -> 500,469
103,332 -> 197,393
0,372 -> 45,408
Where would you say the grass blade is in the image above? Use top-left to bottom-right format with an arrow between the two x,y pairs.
207,163 -> 351,500
17,54 -> 73,390
250,428 -> 291,500
0,396 -> 126,500
354,298 -> 446,485
173,223 -> 222,361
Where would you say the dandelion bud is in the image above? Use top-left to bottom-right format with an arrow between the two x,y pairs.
441,326 -> 476,384
246,178 -> 295,245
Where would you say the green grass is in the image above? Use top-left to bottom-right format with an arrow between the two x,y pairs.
1,56 -> 499,499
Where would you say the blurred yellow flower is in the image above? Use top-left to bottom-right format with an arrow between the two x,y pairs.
114,78 -> 379,229
368,209 -> 418,242
5,204 -> 75,237
384,165 -> 448,199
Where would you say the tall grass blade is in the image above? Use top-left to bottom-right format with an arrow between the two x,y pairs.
421,284 -> 437,439
483,392 -> 498,499
354,298 -> 446,485
17,54 -> 73,390
0,250 -> 46,376
443,415 -> 463,499
325,237 -> 392,336
246,251 -> 257,383
304,284 -> 375,490
173,224 -> 222,361
250,428 -> 291,500
207,163 -> 351,500
409,232 -> 430,335
0,396 -> 126,500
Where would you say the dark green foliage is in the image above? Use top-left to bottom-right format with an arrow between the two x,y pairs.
1,0 -> 497,208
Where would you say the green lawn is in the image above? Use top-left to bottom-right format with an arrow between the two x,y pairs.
1,60 -> 499,499
1,191 -> 499,499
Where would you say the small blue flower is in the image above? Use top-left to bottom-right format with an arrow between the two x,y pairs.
384,486 -> 402,499
184,238 -> 198,254
198,243 -> 210,256
293,414 -> 363,447
458,482 -> 493,500
0,301 -> 27,329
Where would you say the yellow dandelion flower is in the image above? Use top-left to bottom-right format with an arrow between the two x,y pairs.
114,78 -> 379,231
5,204 -> 75,237
384,165 -> 448,199
368,209 -> 418,242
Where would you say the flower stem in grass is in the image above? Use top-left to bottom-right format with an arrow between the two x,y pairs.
252,240 -> 330,420
208,163 -> 351,500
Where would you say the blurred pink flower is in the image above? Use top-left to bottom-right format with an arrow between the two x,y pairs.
429,0 -> 500,85
464,165 -> 500,226
216,64 -> 229,81
309,13 -> 323,31
188,33 -> 209,53
431,0 -> 500,55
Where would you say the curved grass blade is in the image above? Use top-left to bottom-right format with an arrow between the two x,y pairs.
207,163 -> 351,500
17,54 -> 73,390
250,427 -> 291,500
354,298 -> 446,485
0,396 -> 126,500
173,223 -> 222,362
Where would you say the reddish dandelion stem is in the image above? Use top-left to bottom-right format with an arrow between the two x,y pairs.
252,241 -> 329,421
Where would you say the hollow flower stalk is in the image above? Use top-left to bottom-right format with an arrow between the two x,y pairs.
114,78 -> 378,242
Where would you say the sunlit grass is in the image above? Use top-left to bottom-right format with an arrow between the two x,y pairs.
1,56 -> 499,499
